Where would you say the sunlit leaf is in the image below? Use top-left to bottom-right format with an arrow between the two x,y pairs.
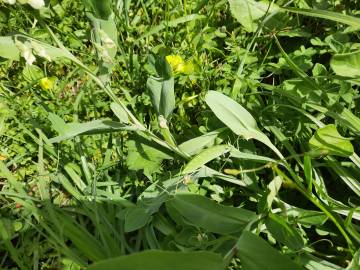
309,124 -> 354,157
182,144 -> 230,175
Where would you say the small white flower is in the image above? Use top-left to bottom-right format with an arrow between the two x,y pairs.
158,115 -> 168,129
15,40 -> 36,65
99,30 -> 116,49
3,0 -> 16,4
31,41 -> 51,61
27,0 -> 44,9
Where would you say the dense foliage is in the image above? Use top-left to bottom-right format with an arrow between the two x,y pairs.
0,0 -> 359,269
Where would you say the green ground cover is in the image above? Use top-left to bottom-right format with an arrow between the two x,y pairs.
0,0 -> 359,269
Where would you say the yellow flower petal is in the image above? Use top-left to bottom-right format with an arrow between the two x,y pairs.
39,77 -> 54,91
165,54 -> 184,72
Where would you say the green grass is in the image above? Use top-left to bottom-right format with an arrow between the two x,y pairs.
0,0 -> 359,269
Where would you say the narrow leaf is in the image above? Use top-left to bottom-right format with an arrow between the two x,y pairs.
182,144 -> 230,174
282,7 -> 360,28
167,193 -> 256,234
205,91 -> 283,158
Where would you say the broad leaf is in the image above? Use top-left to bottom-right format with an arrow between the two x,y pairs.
166,193 -> 256,234
147,76 -> 175,119
0,35 -> 73,62
124,206 -> 152,232
309,124 -> 354,157
205,91 -> 283,158
22,65 -> 44,83
237,231 -> 302,270
87,12 -> 117,83
228,0 -> 279,32
0,36 -> 20,60
87,250 -> 225,270
266,213 -> 304,251
330,51 -> 360,78
182,144 -> 230,175
126,134 -> 173,175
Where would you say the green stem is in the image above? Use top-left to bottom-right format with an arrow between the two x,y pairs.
273,166 -> 355,253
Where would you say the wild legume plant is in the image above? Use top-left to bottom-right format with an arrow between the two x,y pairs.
0,0 -> 359,269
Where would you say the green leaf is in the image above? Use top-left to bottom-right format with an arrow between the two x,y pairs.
83,0 -> 112,19
347,249 -> 360,270
237,231 -> 302,270
179,130 -> 221,156
309,124 -> 354,157
48,113 -> 134,143
286,206 -> 328,226
182,144 -> 230,175
124,206 -> 152,232
147,76 -> 175,119
87,13 -> 117,83
126,134 -> 173,175
0,34 -> 74,62
266,213 -> 304,251
258,176 -> 282,212
110,102 -> 129,124
299,254 -> 344,270
0,36 -> 20,60
282,7 -> 360,28
166,193 -> 256,234
228,0 -> 279,32
205,91 -> 283,158
230,148 -> 277,163
87,250 -> 225,270
22,65 -> 44,83
330,51 -> 360,78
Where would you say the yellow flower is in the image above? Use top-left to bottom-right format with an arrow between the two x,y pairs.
177,61 -> 195,75
165,54 -> 195,75
39,77 -> 55,91
165,54 -> 184,73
